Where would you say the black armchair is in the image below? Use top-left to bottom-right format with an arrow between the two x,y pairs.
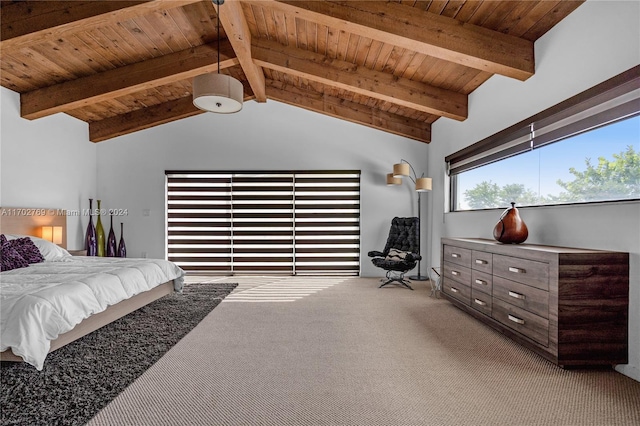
368,217 -> 422,290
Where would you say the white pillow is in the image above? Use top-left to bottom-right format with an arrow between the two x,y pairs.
4,235 -> 71,261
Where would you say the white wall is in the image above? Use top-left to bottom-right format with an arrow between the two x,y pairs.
0,88 -> 97,248
94,100 -> 430,277
429,0 -> 640,380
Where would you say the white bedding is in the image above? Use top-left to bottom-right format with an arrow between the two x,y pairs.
0,256 -> 185,370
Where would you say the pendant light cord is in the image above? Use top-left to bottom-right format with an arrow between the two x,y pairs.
217,1 -> 220,74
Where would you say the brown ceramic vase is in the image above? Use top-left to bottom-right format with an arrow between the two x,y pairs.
493,202 -> 528,244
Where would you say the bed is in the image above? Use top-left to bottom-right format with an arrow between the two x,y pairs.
0,207 -> 185,370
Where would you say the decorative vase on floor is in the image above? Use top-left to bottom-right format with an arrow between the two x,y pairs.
96,200 -> 105,257
493,202 -> 528,244
117,223 -> 127,258
85,199 -> 97,256
106,214 -> 117,257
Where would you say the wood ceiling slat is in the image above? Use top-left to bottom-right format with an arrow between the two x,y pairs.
441,0 -> 466,19
177,1 -> 217,45
0,53 -> 41,91
250,2 -> 269,39
427,0 -> 448,15
344,34 -> 361,64
523,1 -> 584,41
372,43 -> 395,73
466,1 -> 502,26
363,40 -> 384,69
353,36 -> 373,66
481,1 -> 520,32
316,24 -> 330,56
15,47 -> 78,84
28,39 -> 96,79
69,32 -> 120,71
325,25 -> 340,59
295,17 -> 309,51
271,10 -> 289,46
140,9 -> 193,53
454,0 -> 484,22
494,1 -> 539,35
120,17 -> 169,58
164,6 -> 205,47
98,23 -> 150,66
507,1 -> 562,38
282,9 -> 298,47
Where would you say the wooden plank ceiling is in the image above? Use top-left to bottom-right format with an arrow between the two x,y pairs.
0,0 -> 584,143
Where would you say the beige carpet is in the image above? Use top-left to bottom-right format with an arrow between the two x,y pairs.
88,276 -> 640,426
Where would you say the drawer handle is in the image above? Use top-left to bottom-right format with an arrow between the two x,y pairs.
475,279 -> 487,286
508,291 -> 526,300
508,314 -> 525,325
451,253 -> 461,258
474,298 -> 487,306
508,267 -> 526,274
451,270 -> 460,276
450,287 -> 459,293
475,259 -> 487,265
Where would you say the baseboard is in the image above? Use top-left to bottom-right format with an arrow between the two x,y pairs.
615,364 -> 640,382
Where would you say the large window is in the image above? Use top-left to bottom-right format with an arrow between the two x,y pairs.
448,66 -> 639,211
166,171 -> 360,275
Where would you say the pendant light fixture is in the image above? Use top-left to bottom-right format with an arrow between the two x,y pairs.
192,0 -> 243,113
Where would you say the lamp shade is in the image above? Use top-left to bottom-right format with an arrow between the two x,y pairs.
193,73 -> 243,113
386,173 -> 401,185
415,177 -> 432,192
42,226 -> 63,244
393,163 -> 410,177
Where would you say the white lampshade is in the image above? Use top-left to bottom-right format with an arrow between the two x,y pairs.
193,73 -> 243,113
393,163 -> 410,177
415,177 -> 432,192
42,226 -> 63,244
386,173 -> 401,185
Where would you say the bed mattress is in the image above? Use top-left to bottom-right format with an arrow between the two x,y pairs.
0,256 -> 184,370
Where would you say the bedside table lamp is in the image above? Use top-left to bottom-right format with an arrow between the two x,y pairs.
42,226 -> 63,245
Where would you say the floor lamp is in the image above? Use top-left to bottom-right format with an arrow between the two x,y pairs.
386,159 -> 432,281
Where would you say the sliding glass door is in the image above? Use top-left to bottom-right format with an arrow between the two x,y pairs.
166,171 -> 360,275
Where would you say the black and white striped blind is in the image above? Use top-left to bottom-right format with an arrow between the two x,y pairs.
166,171 -> 360,275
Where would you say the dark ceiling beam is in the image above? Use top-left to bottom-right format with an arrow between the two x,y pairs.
253,38 -> 467,121
218,0 -> 267,102
0,0 -> 203,52
21,42 -> 239,120
257,0 -> 534,81
265,80 -> 431,143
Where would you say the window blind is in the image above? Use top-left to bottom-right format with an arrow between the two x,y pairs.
446,65 -> 640,176
166,171 -> 360,275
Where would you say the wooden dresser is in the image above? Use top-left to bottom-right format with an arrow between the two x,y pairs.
440,237 -> 629,367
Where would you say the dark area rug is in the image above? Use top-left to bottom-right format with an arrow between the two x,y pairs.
1,282 -> 237,426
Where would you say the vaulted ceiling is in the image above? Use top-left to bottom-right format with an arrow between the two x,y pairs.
0,0 -> 584,143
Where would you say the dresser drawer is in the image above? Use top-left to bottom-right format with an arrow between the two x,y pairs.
493,276 -> 549,319
493,254 -> 549,291
492,298 -> 549,347
471,288 -> 492,316
472,250 -> 492,274
443,245 -> 471,268
443,261 -> 471,286
471,270 -> 492,295
442,278 -> 471,305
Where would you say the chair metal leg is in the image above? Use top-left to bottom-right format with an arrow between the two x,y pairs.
379,270 -> 414,290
